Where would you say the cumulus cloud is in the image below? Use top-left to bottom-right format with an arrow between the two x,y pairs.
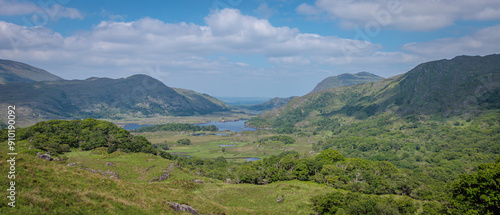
297,0 -> 500,31
0,0 -> 83,20
0,9 -> 382,66
0,8 -> 498,96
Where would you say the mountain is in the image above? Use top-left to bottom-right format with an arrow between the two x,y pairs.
311,72 -> 383,93
246,96 -> 297,111
217,97 -> 273,106
173,88 -> 230,111
0,74 -> 229,122
250,54 -> 500,129
0,59 -> 63,84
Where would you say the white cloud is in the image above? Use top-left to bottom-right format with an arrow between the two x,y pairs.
0,0 -> 38,16
297,0 -> 500,31
0,0 -> 83,20
296,3 -> 322,15
0,8 -> 498,96
403,24 -> 500,59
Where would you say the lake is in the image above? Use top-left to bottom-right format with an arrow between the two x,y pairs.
218,144 -> 235,147
246,157 -> 260,162
123,120 -> 256,132
123,123 -> 153,130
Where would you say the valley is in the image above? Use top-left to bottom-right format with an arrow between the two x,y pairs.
1,54 -> 499,214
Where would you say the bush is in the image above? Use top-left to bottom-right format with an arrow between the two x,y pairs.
177,138 -> 191,145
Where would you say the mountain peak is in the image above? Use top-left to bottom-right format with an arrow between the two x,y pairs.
0,59 -> 63,84
311,72 -> 383,93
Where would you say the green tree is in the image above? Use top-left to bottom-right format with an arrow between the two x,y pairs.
316,149 -> 345,165
177,138 -> 191,145
450,160 -> 500,214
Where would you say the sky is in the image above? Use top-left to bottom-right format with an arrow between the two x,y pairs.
0,0 -> 499,97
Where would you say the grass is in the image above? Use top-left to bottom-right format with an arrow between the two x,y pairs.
136,130 -> 317,161
1,138 -> 432,214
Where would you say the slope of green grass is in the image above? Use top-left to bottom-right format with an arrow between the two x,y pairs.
1,139 -> 435,214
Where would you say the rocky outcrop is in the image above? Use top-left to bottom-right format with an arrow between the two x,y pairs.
36,152 -> 53,161
145,165 -> 156,172
166,201 -> 199,214
190,179 -> 203,184
149,173 -> 169,183
83,167 -> 120,179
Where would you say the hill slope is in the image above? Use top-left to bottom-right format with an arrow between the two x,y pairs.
311,72 -> 383,93
173,88 -> 230,111
250,54 -> 500,128
0,59 -> 62,84
0,74 -> 229,122
246,96 -> 297,111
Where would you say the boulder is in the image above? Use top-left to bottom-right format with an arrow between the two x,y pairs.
166,201 -> 199,215
36,152 -> 53,161
190,179 -> 203,184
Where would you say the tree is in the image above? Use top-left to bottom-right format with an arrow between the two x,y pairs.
450,160 -> 500,214
316,149 -> 345,165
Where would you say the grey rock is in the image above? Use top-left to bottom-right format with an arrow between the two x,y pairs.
36,153 -> 53,161
190,179 -> 203,184
166,201 -> 199,215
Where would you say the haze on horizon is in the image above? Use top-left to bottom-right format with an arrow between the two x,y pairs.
0,0 -> 499,97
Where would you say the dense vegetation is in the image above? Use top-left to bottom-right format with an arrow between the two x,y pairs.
258,135 -> 296,145
0,118 -> 155,155
178,149 -> 439,199
132,123 -> 218,133
1,118 -> 498,214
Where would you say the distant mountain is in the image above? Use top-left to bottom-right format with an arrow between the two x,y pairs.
0,74 -> 229,121
311,72 -> 383,93
246,96 -> 297,111
250,54 -> 500,128
217,97 -> 273,106
0,59 -> 63,84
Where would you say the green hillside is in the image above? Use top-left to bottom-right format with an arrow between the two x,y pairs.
311,72 -> 383,93
0,59 -> 62,84
248,54 -> 500,187
251,54 -> 500,128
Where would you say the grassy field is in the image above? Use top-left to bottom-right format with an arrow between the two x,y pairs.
135,130 -> 318,161
2,140 -> 430,214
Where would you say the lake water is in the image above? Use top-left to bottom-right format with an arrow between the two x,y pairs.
123,120 -> 255,132
123,124 -> 153,130
196,120 -> 256,132
218,144 -> 235,147
246,157 -> 260,162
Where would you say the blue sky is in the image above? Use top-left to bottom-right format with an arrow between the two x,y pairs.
1,0 -> 499,97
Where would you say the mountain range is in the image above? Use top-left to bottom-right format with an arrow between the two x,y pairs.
250,54 -> 500,128
0,60 -> 229,123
